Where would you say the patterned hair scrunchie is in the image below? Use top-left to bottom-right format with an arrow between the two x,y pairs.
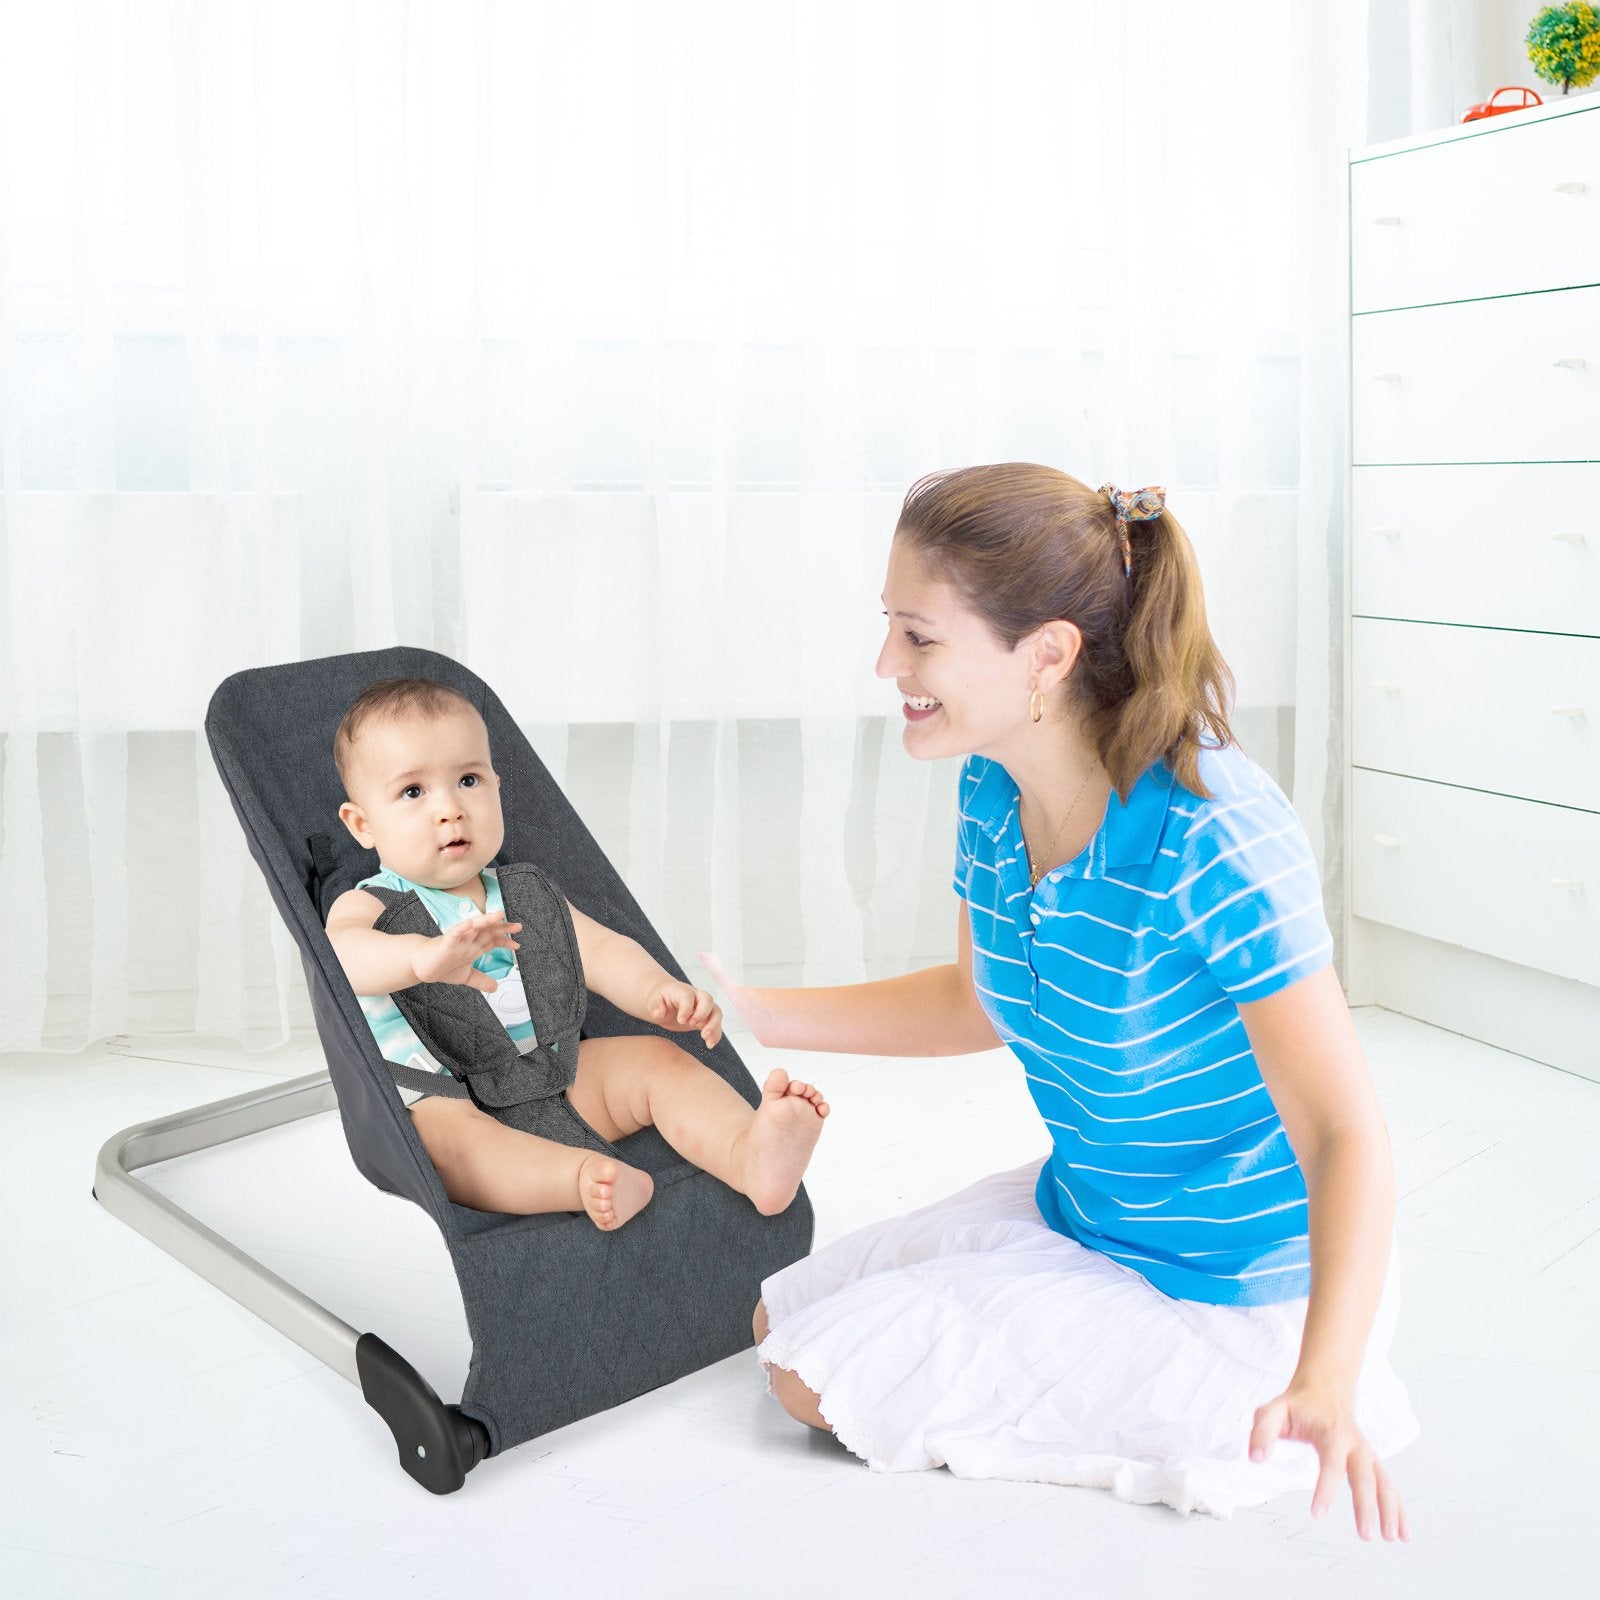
1099,482 -> 1168,578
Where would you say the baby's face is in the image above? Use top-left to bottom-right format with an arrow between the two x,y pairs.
337,706 -> 505,892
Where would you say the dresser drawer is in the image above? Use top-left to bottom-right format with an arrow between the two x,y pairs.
1352,464 -> 1600,635
1352,108 -> 1600,313
1350,769 -> 1600,985
1351,618 -> 1600,810
1353,287 -> 1600,464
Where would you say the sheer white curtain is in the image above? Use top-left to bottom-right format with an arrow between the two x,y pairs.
4,0 -> 1378,1052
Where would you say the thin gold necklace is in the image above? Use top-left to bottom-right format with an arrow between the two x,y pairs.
1021,765 -> 1098,888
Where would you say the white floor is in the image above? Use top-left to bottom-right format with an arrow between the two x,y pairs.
3,1010 -> 1596,1600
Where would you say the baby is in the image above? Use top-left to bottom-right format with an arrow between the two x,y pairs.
326,676 -> 828,1230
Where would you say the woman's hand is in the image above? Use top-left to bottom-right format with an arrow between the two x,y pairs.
645,977 -> 723,1048
697,951 -> 777,1046
410,912 -> 521,991
1249,1380 -> 1409,1541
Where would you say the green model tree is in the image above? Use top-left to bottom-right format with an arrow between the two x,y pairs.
1526,3 -> 1600,94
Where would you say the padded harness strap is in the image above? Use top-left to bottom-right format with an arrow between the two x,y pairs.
364,862 -> 588,1112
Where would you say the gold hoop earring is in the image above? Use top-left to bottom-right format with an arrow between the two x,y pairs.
1029,688 -> 1043,724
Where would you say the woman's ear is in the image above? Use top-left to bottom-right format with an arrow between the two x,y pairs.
338,800 -> 373,847
1034,619 -> 1083,691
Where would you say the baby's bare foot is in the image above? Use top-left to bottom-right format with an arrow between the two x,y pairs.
735,1068 -> 829,1217
577,1152 -> 654,1231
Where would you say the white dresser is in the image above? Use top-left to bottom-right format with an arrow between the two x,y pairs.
1346,99 -> 1600,1082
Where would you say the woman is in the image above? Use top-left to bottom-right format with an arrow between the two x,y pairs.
706,463 -> 1418,1534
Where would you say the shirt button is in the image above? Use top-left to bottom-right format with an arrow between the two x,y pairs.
1030,909 -> 1041,926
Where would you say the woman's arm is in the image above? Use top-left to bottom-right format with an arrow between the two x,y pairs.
1238,963 -> 1409,1541
1240,964 -> 1394,1393
701,902 -> 1002,1056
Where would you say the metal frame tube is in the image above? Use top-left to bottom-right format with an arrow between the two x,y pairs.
93,1071 -> 362,1384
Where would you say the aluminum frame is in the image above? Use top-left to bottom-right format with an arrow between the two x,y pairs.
93,1070 -> 361,1383
94,1069 -> 492,1492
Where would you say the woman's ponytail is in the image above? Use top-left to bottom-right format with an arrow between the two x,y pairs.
1093,511 -> 1234,800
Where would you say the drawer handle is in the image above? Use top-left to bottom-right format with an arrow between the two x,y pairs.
1551,877 -> 1584,891
1552,705 -> 1587,718
1372,680 -> 1402,693
1373,371 -> 1402,383
1554,182 -> 1587,194
1553,357 -> 1587,370
1372,834 -> 1402,848
1372,525 -> 1402,539
1374,214 -> 1404,226
1551,531 -> 1586,545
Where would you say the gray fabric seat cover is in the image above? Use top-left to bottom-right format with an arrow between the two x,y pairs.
205,647 -> 814,1456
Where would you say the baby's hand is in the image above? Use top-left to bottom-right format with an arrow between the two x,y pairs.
646,978 -> 723,1049
410,911 -> 522,992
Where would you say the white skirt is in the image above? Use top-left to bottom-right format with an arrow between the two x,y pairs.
757,1157 -> 1420,1520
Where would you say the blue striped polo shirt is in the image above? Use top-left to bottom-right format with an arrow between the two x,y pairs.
953,741 -> 1335,1306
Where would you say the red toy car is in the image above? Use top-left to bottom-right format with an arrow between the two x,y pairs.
1461,86 -> 1543,121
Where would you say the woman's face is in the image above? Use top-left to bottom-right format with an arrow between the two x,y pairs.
876,537 -> 1050,763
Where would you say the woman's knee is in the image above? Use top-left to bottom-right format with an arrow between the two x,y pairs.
770,1364 -> 831,1432
752,1302 -> 830,1431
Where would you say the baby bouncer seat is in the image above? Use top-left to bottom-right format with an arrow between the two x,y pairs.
93,647 -> 815,1492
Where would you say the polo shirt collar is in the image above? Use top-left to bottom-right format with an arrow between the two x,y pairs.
1104,761 -> 1177,868
977,757 -> 1177,874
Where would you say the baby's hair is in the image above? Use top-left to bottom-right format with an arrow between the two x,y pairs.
334,677 -> 481,796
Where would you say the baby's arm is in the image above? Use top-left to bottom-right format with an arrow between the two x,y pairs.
566,898 -> 720,1045
327,888 -> 520,996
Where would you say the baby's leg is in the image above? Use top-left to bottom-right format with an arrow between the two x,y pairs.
567,1036 -> 827,1217
409,1095 -> 653,1229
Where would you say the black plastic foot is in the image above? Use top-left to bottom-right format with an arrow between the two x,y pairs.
355,1332 -> 491,1493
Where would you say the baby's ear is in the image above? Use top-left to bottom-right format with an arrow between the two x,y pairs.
337,799 -> 369,844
